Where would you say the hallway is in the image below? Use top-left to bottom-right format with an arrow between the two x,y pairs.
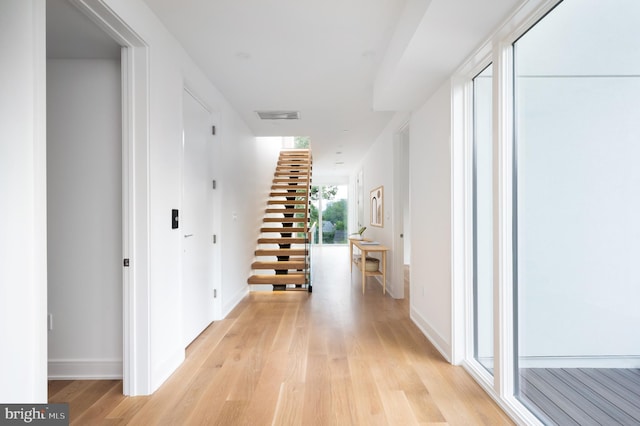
49,246 -> 512,425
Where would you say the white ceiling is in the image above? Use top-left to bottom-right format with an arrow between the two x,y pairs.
141,0 -> 520,177
48,0 -> 521,177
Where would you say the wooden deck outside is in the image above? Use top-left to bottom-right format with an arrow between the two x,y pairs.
520,368 -> 640,425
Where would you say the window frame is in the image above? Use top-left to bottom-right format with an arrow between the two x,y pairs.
451,0 -> 565,424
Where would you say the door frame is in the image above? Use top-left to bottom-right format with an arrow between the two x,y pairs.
72,0 -> 151,396
392,121 -> 410,299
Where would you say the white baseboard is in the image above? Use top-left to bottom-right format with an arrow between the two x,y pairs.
222,286 -> 249,318
48,359 -> 122,380
151,349 -> 184,392
518,355 -> 640,369
410,306 -> 452,363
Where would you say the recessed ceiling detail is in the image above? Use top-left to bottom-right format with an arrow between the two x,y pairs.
256,111 -> 300,120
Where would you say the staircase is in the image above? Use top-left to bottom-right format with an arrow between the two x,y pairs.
248,149 -> 314,291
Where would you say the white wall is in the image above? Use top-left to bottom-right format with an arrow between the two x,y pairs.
352,113 -> 409,298
408,81 -> 453,360
1,0 -> 278,397
47,59 -> 123,378
98,0 -> 275,391
247,137 -> 287,292
354,82 -> 454,359
0,0 -> 48,402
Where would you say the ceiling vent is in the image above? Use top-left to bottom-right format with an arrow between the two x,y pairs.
256,111 -> 300,120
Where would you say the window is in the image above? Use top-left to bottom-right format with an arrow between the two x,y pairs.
473,64 -> 494,374
513,1 -> 640,423
310,185 -> 348,244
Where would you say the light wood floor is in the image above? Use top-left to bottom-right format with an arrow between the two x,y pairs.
49,245 -> 513,425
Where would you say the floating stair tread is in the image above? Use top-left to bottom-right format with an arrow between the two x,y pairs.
251,260 -> 306,270
264,217 -> 307,223
271,187 -> 309,191
274,170 -> 310,175
273,177 -> 309,182
271,186 -> 309,192
272,179 -> 308,183
278,162 -> 308,166
255,249 -> 308,256
261,227 -> 307,233
265,208 -> 307,214
274,168 -> 309,172
248,274 -> 307,285
258,237 -> 308,244
271,183 -> 309,188
267,200 -> 306,205
270,191 -> 307,197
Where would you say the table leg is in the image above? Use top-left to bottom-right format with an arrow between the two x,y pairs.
362,249 -> 366,294
349,241 -> 353,272
382,250 -> 386,295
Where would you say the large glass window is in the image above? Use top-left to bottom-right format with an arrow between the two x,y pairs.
473,64 -> 494,374
513,1 -> 640,423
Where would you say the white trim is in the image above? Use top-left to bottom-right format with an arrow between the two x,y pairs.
451,52 -> 494,368
410,307 -> 451,362
450,76 -> 470,366
448,1 -> 567,424
71,0 -> 151,396
391,120 -> 410,300
151,349 -> 184,391
462,360 -> 544,426
34,0 -> 49,402
494,38 -> 515,401
183,84 -> 213,114
48,359 -> 123,380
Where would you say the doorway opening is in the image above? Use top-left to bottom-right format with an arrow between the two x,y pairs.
46,0 -> 123,381
393,123 -> 411,300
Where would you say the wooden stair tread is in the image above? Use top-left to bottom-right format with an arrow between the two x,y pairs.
277,162 -> 308,166
248,274 -> 307,285
258,237 -> 308,244
251,260 -> 306,269
261,227 -> 307,233
267,200 -> 306,205
264,217 -> 307,223
249,149 -> 312,290
271,185 -> 308,190
274,171 -> 311,175
269,191 -> 307,197
273,177 -> 309,182
279,150 -> 309,155
274,170 -> 310,175
265,208 -> 307,214
255,249 -> 308,256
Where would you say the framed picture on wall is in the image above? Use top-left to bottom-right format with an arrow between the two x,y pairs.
370,186 -> 383,227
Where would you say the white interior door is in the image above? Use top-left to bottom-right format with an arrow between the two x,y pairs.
182,90 -> 214,347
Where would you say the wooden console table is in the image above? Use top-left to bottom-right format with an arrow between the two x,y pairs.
349,238 -> 389,294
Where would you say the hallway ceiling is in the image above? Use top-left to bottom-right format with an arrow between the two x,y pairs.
139,0 -> 520,177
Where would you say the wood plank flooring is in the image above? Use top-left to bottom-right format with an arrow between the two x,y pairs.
520,368 -> 640,425
49,245 -> 513,425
